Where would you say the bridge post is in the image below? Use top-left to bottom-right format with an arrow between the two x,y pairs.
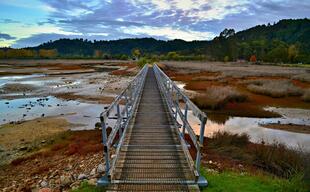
117,104 -> 122,136
97,115 -> 110,186
182,103 -> 188,137
196,117 -> 208,187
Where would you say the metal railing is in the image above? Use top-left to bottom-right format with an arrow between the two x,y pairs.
98,65 -> 148,185
153,64 -> 208,184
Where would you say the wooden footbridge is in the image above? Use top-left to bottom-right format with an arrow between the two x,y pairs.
98,65 -> 208,191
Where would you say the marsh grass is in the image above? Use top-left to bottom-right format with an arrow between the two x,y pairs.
208,131 -> 307,179
192,86 -> 247,109
246,79 -> 303,98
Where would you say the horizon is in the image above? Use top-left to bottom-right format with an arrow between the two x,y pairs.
0,0 -> 310,48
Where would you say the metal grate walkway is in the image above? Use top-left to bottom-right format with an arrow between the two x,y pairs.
98,65 -> 207,191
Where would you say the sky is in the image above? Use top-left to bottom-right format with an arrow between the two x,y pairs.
0,0 -> 309,48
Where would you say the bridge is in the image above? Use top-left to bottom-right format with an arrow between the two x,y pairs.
97,64 -> 208,191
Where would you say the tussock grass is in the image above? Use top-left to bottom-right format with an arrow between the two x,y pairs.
302,89 -> 310,102
208,131 -> 308,179
246,79 -> 303,98
192,86 -> 247,109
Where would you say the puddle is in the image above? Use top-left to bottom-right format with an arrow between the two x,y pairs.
0,96 -> 107,129
178,107 -> 310,152
0,74 -> 45,86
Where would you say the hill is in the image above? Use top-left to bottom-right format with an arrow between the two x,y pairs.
1,18 -> 309,63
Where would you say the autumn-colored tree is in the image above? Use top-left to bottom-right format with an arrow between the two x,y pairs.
249,55 -> 257,63
94,50 -> 103,58
39,49 -> 57,58
223,56 -> 229,62
288,44 -> 298,63
132,48 -> 141,60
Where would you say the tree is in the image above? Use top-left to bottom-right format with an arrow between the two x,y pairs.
132,48 -> 141,60
167,52 -> 179,60
288,44 -> 298,63
220,28 -> 235,39
249,55 -> 257,63
224,56 -> 229,62
94,50 -> 103,58
39,49 -> 57,58
0,50 -> 6,58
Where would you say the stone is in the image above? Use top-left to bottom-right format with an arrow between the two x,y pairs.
78,174 -> 87,180
19,146 -> 28,151
88,178 -> 97,185
39,188 -> 51,192
97,164 -> 105,174
111,154 -> 116,159
40,180 -> 48,188
90,168 -> 96,176
60,175 -> 72,187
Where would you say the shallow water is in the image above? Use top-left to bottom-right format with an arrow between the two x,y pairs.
0,74 -> 45,87
183,108 -> 310,151
0,96 -> 107,129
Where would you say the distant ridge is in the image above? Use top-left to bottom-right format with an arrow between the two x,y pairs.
1,19 -> 310,63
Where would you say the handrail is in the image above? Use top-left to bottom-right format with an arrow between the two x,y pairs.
153,64 -> 208,180
98,65 -> 148,184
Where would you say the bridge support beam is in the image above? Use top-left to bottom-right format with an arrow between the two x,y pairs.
97,116 -> 110,186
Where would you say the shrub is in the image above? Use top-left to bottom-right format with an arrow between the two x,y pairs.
211,131 -> 250,147
192,86 -> 247,109
246,79 -> 303,98
302,89 -> 310,102
252,141 -> 305,178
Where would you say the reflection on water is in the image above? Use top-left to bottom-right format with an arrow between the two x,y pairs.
0,74 -> 45,86
0,96 -> 107,130
181,108 -> 310,152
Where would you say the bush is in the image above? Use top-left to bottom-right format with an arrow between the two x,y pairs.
246,79 -> 303,98
302,89 -> 310,102
252,141 -> 305,178
192,86 -> 247,109
211,131 -> 250,147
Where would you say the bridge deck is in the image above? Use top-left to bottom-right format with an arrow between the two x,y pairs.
109,68 -> 199,191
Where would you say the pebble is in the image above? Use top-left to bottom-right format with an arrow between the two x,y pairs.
60,175 -> 72,187
90,168 -> 96,176
78,174 -> 87,180
97,164 -> 105,174
40,180 -> 48,188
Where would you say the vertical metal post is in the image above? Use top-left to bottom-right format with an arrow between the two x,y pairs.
97,115 -> 110,186
196,117 -> 208,187
174,92 -> 179,119
117,104 -> 122,136
125,93 -> 129,118
182,102 -> 188,137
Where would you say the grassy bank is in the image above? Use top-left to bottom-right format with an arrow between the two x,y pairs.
202,170 -> 308,192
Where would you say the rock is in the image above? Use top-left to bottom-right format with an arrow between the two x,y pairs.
90,168 -> 96,176
60,175 -> 72,187
41,140 -> 46,144
39,188 -> 52,192
78,174 -> 87,180
5,102 -> 9,104
19,146 -> 28,151
95,122 -> 101,129
97,164 -> 105,174
40,180 -> 48,188
111,154 -> 116,159
88,178 -> 97,185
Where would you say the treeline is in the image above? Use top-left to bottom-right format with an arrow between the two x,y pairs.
0,49 -> 57,59
1,19 -> 309,63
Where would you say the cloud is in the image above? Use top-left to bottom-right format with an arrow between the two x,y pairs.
0,18 -> 20,24
1,0 -> 310,47
0,33 -> 16,40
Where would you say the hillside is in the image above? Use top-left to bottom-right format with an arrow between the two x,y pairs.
1,19 -> 309,63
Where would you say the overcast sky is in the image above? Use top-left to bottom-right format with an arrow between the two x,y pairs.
0,0 -> 309,48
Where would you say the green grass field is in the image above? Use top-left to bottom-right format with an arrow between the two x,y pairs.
201,169 -> 308,192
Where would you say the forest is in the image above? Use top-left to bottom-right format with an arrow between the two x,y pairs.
0,19 -> 309,64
